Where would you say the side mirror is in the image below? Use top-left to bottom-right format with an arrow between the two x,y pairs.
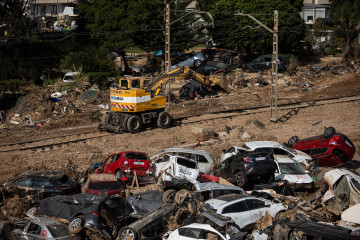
136,195 -> 141,200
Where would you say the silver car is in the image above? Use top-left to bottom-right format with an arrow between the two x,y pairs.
170,52 -> 206,70
11,216 -> 71,240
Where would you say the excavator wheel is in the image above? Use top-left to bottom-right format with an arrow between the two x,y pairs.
127,115 -> 142,133
157,111 -> 172,129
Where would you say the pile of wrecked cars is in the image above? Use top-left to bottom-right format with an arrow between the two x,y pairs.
0,126 -> 358,240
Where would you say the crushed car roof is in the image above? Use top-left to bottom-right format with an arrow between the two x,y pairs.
149,148 -> 211,158
194,182 -> 246,192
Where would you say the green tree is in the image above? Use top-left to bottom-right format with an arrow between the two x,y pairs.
330,0 -> 360,61
204,0 -> 306,56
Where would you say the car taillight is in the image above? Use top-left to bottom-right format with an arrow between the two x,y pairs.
91,211 -> 99,216
242,157 -> 251,162
279,60 -> 284,64
59,187 -> 69,190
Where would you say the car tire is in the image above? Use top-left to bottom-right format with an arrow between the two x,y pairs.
119,227 -> 138,240
26,205 -> 38,216
68,216 -> 84,234
163,189 -> 177,203
288,136 -> 299,146
175,189 -> 192,204
115,170 -> 123,181
127,115 -> 142,133
235,171 -> 247,187
157,111 -> 172,129
194,59 -> 202,68
323,126 -> 335,139
226,224 -> 241,236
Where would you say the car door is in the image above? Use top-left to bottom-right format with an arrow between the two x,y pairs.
105,153 -> 122,174
245,198 -> 271,223
192,154 -> 211,174
221,200 -> 252,229
262,56 -> 272,70
25,222 -> 43,240
33,178 -> 53,195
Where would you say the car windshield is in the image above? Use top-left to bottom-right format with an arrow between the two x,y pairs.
88,181 -> 121,190
47,224 -> 70,237
280,144 -> 296,154
125,152 -> 148,160
278,163 -> 305,174
57,175 -> 70,185
177,157 -> 197,169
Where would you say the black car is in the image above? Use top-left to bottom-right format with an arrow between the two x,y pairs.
243,54 -> 288,72
214,152 -> 276,188
195,61 -> 230,76
9,171 -> 79,198
27,193 -> 134,238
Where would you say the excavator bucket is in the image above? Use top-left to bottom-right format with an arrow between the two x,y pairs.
208,75 -> 230,93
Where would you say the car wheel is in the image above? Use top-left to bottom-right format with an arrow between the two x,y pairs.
194,59 -> 202,68
226,224 -> 240,236
119,227 -> 138,240
68,216 -> 84,234
288,136 -> 299,146
157,111 -> 172,129
235,171 -> 247,187
115,170 -> 123,181
126,115 -> 142,133
323,126 -> 335,139
26,205 -> 38,216
175,189 -> 192,204
163,189 -> 177,203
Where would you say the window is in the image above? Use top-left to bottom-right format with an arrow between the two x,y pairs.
131,79 -> 140,88
27,222 -> 41,235
263,57 -> 271,62
178,228 -> 205,238
15,178 -> 32,187
177,157 -> 197,169
34,178 -> 51,187
307,16 -> 313,21
125,152 -> 148,160
177,152 -> 192,159
111,155 -> 120,163
51,5 -> 57,14
273,148 -> 289,155
206,231 -> 221,240
121,80 -> 128,88
143,80 -> 151,86
245,199 -> 267,210
197,155 -> 209,163
303,148 -> 328,157
222,200 -> 248,213
214,189 -> 244,198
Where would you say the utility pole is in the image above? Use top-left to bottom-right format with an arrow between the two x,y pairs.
165,3 -> 171,73
164,3 -> 214,73
235,10 -> 279,122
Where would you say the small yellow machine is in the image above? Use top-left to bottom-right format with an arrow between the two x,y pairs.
99,66 -> 228,133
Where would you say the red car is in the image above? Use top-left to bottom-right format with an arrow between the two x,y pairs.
81,173 -> 125,196
288,127 -> 356,167
96,151 -> 155,185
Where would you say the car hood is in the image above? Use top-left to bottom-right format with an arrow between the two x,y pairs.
275,173 -> 313,184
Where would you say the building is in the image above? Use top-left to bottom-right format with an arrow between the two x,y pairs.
28,0 -> 78,23
301,0 -> 330,24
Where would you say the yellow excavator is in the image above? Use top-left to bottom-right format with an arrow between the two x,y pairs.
98,66 -> 228,133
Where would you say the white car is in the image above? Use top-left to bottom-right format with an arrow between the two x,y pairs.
153,154 -> 200,189
205,194 -> 286,230
274,156 -> 314,193
162,223 -> 236,240
62,72 -> 79,82
150,148 -> 214,174
220,141 -> 313,166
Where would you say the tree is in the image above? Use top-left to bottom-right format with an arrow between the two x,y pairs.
330,0 -> 360,61
202,0 -> 306,56
78,0 -> 165,52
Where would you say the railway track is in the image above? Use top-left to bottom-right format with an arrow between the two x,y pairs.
1,94 -> 359,153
